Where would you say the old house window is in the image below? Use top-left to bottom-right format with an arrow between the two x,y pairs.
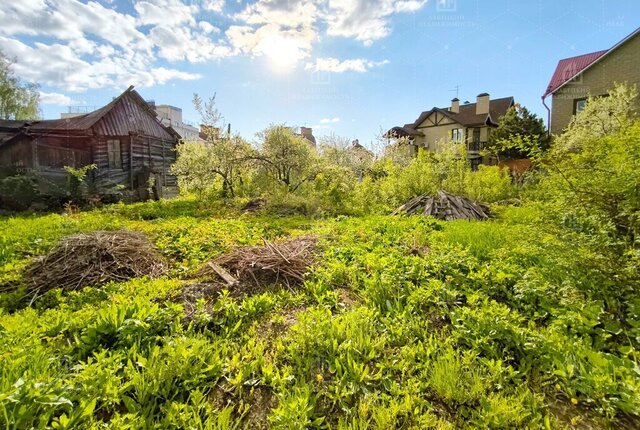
107,139 -> 122,169
451,128 -> 464,142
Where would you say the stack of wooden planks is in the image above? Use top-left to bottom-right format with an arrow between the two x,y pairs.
392,190 -> 490,221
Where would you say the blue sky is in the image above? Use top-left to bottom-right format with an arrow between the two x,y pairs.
0,0 -> 638,147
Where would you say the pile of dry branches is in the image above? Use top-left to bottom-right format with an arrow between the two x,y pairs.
23,230 -> 168,297
393,190 -> 490,221
200,236 -> 317,292
242,198 -> 266,213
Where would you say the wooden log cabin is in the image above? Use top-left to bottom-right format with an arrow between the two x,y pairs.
0,86 -> 180,201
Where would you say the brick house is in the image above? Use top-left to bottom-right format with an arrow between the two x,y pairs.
542,27 -> 640,134
386,93 -> 515,170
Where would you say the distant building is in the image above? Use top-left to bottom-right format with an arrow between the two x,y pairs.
543,27 -> 640,134
286,126 -> 316,146
60,106 -> 99,119
386,93 -> 515,169
349,139 -> 374,180
199,125 -> 221,142
298,127 -> 316,146
152,104 -> 201,141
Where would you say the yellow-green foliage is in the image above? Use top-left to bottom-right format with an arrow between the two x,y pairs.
171,125 -> 519,216
1,202 -> 639,428
463,165 -> 516,203
345,147 -> 517,215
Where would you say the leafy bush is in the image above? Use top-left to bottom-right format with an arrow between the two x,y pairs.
171,123 -> 520,216
0,175 -> 40,211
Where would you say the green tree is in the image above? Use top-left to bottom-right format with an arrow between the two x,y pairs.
172,136 -> 253,198
257,125 -> 318,192
64,164 -> 97,201
539,83 -> 640,243
487,105 -> 549,160
553,83 -> 637,154
0,52 -> 40,120
317,134 -> 374,180
171,93 -> 253,198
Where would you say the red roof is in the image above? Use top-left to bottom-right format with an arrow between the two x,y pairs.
543,50 -> 607,97
543,27 -> 640,98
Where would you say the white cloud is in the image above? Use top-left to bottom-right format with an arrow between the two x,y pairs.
0,0 -> 148,50
228,0 -> 322,68
235,0 -> 318,27
0,1 -> 226,92
150,25 -> 231,62
135,0 -> 197,27
0,36 -> 201,92
305,57 -> 389,73
0,0 -> 418,94
203,0 -> 225,13
198,21 -> 219,34
324,0 -> 428,45
226,24 -> 315,64
39,91 -> 77,106
320,117 -> 340,123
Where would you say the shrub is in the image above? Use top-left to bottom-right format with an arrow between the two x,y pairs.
0,175 -> 40,211
538,84 -> 640,244
463,165 -> 517,203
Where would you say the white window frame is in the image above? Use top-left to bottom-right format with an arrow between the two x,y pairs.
451,128 -> 464,142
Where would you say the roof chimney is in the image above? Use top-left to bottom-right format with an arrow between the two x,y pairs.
476,93 -> 490,115
450,98 -> 460,113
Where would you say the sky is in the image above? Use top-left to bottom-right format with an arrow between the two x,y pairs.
0,0 -> 638,148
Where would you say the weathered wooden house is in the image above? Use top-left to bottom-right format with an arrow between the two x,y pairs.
0,86 -> 180,200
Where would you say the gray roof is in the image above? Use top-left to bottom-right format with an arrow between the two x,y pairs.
387,96 -> 515,138
0,86 -> 180,147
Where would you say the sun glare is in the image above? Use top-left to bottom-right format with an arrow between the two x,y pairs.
260,34 -> 302,71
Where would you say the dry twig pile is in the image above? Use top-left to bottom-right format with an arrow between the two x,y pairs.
393,190 -> 490,221
200,235 -> 317,291
242,198 -> 266,213
23,230 -> 168,297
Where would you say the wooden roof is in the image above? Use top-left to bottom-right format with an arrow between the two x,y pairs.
28,86 -> 179,140
0,86 -> 180,147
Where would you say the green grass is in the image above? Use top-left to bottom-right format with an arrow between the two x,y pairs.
0,201 -> 639,429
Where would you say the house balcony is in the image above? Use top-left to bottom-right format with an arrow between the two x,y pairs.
467,141 -> 486,153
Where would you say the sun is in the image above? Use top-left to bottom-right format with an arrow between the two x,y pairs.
260,34 -> 302,70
